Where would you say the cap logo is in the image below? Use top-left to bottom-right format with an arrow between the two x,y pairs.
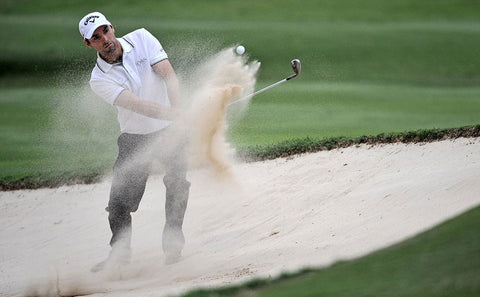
84,15 -> 99,26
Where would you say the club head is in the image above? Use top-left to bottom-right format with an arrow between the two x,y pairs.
227,58 -> 302,107
291,59 -> 301,76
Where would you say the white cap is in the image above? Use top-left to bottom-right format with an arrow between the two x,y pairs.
79,12 -> 111,40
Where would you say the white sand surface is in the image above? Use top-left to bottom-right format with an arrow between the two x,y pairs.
1,138 -> 479,297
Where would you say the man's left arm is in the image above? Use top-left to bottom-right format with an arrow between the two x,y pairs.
152,59 -> 181,108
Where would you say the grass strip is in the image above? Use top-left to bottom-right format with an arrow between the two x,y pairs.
0,170 -> 105,192
181,205 -> 480,297
1,124 -> 479,191
236,124 -> 480,161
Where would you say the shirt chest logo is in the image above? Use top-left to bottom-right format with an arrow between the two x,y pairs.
136,58 -> 148,67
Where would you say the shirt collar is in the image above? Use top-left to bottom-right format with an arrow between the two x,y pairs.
119,37 -> 133,53
95,37 -> 133,73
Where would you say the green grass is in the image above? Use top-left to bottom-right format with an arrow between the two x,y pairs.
2,80 -> 479,189
3,0 -> 480,21
0,1 -> 479,181
228,82 -> 480,146
1,1 -> 480,86
0,86 -> 118,188
182,205 -> 480,297
235,125 -> 480,161
0,88 -> 53,172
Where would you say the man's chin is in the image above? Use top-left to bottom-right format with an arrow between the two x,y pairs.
102,47 -> 116,56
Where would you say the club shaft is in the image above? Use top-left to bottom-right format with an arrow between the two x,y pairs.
227,58 -> 300,107
228,77 -> 288,107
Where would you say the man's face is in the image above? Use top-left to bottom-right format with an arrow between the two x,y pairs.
84,25 -> 117,55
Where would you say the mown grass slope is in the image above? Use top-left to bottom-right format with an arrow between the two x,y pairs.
182,205 -> 480,297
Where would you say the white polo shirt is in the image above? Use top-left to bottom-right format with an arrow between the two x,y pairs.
89,28 -> 172,134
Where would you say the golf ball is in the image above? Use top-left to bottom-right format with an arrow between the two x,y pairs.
236,45 -> 245,55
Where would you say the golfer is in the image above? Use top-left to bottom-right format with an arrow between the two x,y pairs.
79,12 -> 190,272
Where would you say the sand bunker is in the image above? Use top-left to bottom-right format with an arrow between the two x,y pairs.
1,137 -> 480,296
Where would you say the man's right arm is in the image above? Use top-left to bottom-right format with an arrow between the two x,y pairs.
114,89 -> 180,120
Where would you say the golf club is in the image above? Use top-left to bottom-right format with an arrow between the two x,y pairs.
227,59 -> 301,107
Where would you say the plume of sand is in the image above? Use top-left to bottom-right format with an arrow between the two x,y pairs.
183,48 -> 260,179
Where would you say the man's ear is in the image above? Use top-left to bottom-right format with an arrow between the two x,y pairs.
83,39 -> 92,48
110,25 -> 115,34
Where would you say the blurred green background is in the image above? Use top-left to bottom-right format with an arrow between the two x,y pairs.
1,0 -> 480,183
